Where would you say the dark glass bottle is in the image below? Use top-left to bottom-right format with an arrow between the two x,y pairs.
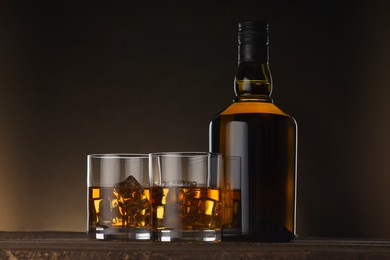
209,21 -> 297,242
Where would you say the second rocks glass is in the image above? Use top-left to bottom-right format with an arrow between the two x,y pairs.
149,152 -> 223,242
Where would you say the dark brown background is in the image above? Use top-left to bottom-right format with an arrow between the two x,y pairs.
0,1 -> 389,239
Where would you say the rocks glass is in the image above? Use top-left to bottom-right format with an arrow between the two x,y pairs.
87,154 -> 150,240
149,152 -> 223,242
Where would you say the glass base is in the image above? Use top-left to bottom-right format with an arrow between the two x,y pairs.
88,227 -> 151,241
153,229 -> 221,242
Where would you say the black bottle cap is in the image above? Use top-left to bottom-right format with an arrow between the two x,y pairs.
238,20 -> 269,45
238,20 -> 269,62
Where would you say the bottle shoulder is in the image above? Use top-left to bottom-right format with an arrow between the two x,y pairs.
209,102 -> 298,130
219,102 -> 288,116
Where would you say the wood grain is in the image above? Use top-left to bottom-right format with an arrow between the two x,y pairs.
1,232 -> 390,259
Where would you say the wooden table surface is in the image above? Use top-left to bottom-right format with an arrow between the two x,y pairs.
1,232 -> 390,259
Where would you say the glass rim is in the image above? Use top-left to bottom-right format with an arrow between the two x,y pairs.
87,153 -> 148,159
149,151 -> 221,158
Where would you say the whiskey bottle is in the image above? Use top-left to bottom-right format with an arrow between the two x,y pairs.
209,21 -> 297,242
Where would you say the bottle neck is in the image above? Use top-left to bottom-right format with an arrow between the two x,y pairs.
234,20 -> 272,103
234,59 -> 273,103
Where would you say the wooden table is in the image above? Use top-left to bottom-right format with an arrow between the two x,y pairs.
1,232 -> 390,259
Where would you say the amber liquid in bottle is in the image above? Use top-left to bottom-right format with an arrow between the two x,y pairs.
209,21 -> 297,242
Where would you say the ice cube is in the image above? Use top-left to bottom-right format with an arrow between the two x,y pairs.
183,189 -> 221,229
117,175 -> 144,198
114,175 -> 151,227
